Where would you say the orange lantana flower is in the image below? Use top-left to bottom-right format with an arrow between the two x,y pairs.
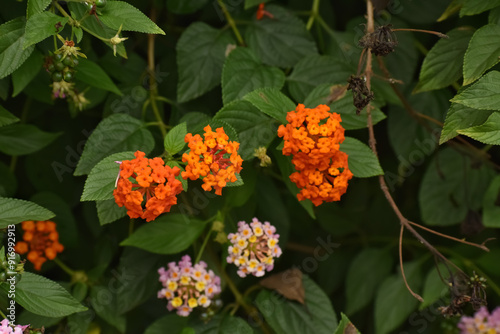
256,3 -> 274,20
277,104 -> 353,206
15,220 -> 64,271
113,151 -> 184,222
182,125 -> 243,195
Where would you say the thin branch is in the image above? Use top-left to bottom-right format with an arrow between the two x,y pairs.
399,225 -> 424,301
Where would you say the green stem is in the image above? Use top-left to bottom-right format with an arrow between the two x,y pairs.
0,309 -> 6,319
53,257 -> 76,276
217,0 -> 244,45
194,230 -> 213,264
53,1 -> 109,42
306,0 -> 320,31
315,14 -> 335,39
155,96 -> 175,105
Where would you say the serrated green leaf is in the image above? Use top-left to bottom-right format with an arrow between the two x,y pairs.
419,147 -> 495,226
333,313 -> 361,334
177,22 -> 234,103
5,272 -> 87,317
96,199 -> 127,225
415,27 -> 473,92
120,214 -> 207,254
463,24 -> 500,85
483,175 -> 500,228
208,118 -> 239,142
460,0 -> 500,16
0,123 -> 61,156
0,17 -> 35,79
23,12 -> 69,49
145,315 -> 188,334
288,55 -> 355,102
420,264 -> 449,310
346,248 -> 393,315
0,105 -> 19,127
440,103 -> 494,144
340,137 -> 383,178
214,100 -> 277,160
81,152 -> 135,201
0,197 -> 55,227
222,47 -> 285,105
451,71 -> 500,110
12,49 -> 43,97
245,5 -> 317,68
243,87 -> 295,124
99,1 -> 164,34
374,262 -> 423,334
27,0 -> 52,18
304,84 -> 386,130
75,58 -> 122,96
167,0 -> 208,14
74,114 -> 154,175
457,112 -> 500,144
255,275 -> 337,334
164,122 -> 187,155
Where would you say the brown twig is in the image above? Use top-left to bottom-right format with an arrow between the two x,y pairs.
391,28 -> 448,39
399,225 -> 423,301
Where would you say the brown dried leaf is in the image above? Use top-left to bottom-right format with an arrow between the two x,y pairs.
344,322 -> 359,334
260,268 -> 305,304
326,84 -> 348,105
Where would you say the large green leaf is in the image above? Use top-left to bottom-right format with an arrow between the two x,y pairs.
0,105 -> 19,127
74,114 -> 154,175
243,87 -> 295,124
23,11 -> 69,49
463,24 -> 500,85
177,22 -> 234,103
96,199 -> 127,226
120,214 -> 207,254
222,47 -> 285,105
482,175 -> 500,228
255,275 -> 338,334
6,272 -> 87,317
145,315 -> 188,334
287,55 -> 354,102
451,71 -> 500,110
0,124 -> 61,156
340,137 -> 384,178
11,49 -> 43,97
460,0 -> 500,16
345,248 -> 393,315
0,17 -> 35,79
419,148 -> 494,226
164,122 -> 187,156
415,27 -> 473,92
75,58 -> 122,96
0,197 -> 55,227
27,0 -> 52,18
439,103 -> 494,144
189,314 -> 252,334
167,0 -> 208,14
245,5 -> 317,68
81,152 -> 135,201
214,100 -> 277,160
99,1 -> 165,34
457,112 -> 500,144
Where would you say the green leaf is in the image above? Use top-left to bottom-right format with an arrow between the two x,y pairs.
304,84 -> 386,130
164,122 -> 187,155
99,1 -> 165,34
340,137 -> 383,178
420,264 -> 449,310
74,114 -> 154,175
0,17 -> 35,79
222,47 -> 285,105
89,285 -> 125,332
145,315 -> 188,334
96,199 -> 127,225
0,161 -> 17,197
27,0 -> 52,18
419,147 -> 495,226
457,112 -> 500,144
81,152 -> 135,201
243,87 -> 295,124
345,248 -> 393,315
7,272 -> 87,317
460,0 -> 500,16
75,58 -> 122,96
374,262 -> 423,334
255,275 -> 337,334
0,105 -> 19,127
288,55 -> 354,102
0,124 -> 61,156
333,313 -> 361,334
246,5 -> 317,68
463,24 -> 500,85
177,22 -> 234,103
245,0 -> 270,9
0,197 -> 55,227
214,100 -> 277,160
23,12 -> 69,49
11,49 -> 43,97
167,0 -> 208,14
482,175 -> 500,228
17,311 -> 63,329
440,103 -> 494,144
120,214 -> 207,254
451,71 -> 500,110
189,314 -> 252,334
415,27 -> 473,92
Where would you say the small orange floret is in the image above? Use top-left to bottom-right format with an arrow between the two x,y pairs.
113,151 -> 184,222
15,220 -> 64,271
277,104 -> 353,206
181,125 -> 243,196
256,3 -> 274,20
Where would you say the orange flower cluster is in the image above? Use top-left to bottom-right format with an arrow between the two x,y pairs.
256,3 -> 273,20
277,104 -> 353,206
15,220 -> 64,271
113,151 -> 184,222
182,125 -> 243,195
